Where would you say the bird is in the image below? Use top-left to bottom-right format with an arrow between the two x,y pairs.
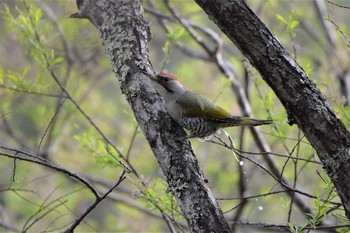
143,71 -> 272,139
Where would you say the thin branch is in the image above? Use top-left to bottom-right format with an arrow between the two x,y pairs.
0,146 -> 100,198
126,125 -> 139,162
228,221 -> 350,231
0,84 -> 67,98
209,139 -> 341,206
23,200 -> 68,232
135,185 -> 184,232
164,0 -> 215,57
208,140 -> 321,164
217,190 -> 287,201
38,2 -> 75,65
82,174 -> 188,230
37,98 -> 67,155
63,170 -> 127,233
328,1 -> 350,9
326,15 -> 350,46
235,150 -> 341,206
145,1 -> 211,61
105,146 -> 131,173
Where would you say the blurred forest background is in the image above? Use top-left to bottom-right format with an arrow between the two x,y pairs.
1,0 -> 350,232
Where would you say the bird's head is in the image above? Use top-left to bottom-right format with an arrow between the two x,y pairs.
143,71 -> 185,94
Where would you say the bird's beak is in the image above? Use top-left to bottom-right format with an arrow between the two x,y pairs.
142,71 -> 159,82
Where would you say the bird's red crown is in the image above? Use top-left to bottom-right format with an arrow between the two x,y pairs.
159,72 -> 180,82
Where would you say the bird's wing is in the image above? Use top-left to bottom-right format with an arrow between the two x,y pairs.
176,91 -> 232,119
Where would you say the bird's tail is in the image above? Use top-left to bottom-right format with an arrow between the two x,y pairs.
223,116 -> 272,127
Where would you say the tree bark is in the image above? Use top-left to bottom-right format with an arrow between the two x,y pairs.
72,0 -> 231,232
194,0 -> 350,220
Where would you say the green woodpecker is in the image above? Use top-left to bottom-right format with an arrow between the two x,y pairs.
143,71 -> 272,139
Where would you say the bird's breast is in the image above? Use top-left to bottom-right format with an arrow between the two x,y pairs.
165,101 -> 182,123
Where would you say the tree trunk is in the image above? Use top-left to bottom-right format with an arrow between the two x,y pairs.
72,0 -> 231,231
194,0 -> 350,220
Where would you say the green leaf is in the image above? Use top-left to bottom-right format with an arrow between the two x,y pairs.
53,56 -> 63,66
34,8 -> 42,24
275,14 -> 288,25
0,67 -> 5,84
22,66 -> 31,77
162,41 -> 170,55
174,25 -> 185,39
289,20 -> 299,30
164,24 -> 173,36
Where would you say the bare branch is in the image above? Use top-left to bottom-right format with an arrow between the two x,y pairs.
0,146 -> 100,198
63,170 -> 127,233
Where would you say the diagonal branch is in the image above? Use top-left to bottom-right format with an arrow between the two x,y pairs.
71,0 -> 232,231
63,170 -> 128,233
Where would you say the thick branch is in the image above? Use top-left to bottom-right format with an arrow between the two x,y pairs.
72,0 -> 231,231
194,0 -> 350,220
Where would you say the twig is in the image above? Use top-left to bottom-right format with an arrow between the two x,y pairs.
0,84 -> 67,98
37,98 -> 67,155
228,221 -> 350,231
164,0 -> 215,57
208,139 -> 321,164
126,126 -> 139,162
217,190 -> 287,201
234,150 -> 341,205
105,146 -> 131,173
12,158 -> 17,182
328,0 -> 350,9
326,14 -> 350,46
23,200 -> 68,232
0,146 -> 100,198
63,170 -> 127,232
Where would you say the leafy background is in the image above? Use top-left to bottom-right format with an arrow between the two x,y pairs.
0,0 -> 350,232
